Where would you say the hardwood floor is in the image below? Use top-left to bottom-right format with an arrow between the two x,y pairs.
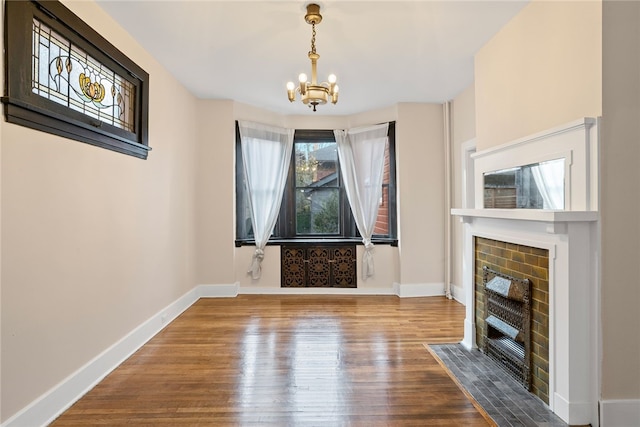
52,295 -> 492,426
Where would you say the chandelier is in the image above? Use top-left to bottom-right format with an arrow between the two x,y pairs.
286,3 -> 338,112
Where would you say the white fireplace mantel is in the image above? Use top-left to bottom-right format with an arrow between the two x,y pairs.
453,209 -> 599,426
451,118 -> 601,426
452,208 -> 598,224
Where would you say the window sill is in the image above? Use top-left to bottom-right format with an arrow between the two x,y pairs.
235,237 -> 398,248
3,99 -> 151,159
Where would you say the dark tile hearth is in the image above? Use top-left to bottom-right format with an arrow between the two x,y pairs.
428,343 -> 567,427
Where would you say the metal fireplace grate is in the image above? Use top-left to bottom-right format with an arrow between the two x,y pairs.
481,266 -> 532,390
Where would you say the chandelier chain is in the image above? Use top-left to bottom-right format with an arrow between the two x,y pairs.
310,22 -> 316,55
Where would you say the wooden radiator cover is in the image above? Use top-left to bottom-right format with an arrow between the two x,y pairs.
281,243 -> 357,288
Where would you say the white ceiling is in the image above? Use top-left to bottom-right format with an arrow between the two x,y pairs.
96,0 -> 529,116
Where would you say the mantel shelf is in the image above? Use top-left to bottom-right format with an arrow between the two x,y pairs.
451,208 -> 599,223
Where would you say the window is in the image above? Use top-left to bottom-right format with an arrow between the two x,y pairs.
3,0 -> 150,159
236,122 -> 397,244
285,130 -> 344,237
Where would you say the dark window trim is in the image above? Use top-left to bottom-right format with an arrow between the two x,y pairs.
235,122 -> 398,245
3,0 -> 150,159
383,122 -> 398,239
235,238 -> 399,248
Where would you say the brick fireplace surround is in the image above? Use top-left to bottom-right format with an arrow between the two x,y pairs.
453,118 -> 600,426
475,237 -> 550,404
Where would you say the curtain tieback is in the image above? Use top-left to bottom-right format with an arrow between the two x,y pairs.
362,239 -> 375,279
248,248 -> 265,280
253,248 -> 265,261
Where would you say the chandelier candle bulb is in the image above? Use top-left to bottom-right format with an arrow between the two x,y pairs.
286,81 -> 295,102
298,73 -> 307,95
286,3 -> 339,112
328,73 -> 337,93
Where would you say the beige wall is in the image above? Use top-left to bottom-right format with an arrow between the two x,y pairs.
601,0 -> 640,401
452,84 -> 476,147
451,84 -> 476,293
0,0 -> 200,421
396,103 -> 444,286
475,0 -> 602,150
194,100 -> 236,286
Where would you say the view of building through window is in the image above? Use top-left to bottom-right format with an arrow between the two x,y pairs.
294,138 -> 392,236
374,141 -> 391,236
294,141 -> 340,235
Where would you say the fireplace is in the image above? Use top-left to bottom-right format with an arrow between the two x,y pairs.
452,118 -> 600,426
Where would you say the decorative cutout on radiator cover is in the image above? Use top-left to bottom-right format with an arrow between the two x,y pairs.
281,244 -> 356,288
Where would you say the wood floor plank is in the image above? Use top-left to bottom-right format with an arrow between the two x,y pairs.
51,295 -> 491,426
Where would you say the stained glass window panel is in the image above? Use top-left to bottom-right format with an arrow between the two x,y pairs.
31,18 -> 136,132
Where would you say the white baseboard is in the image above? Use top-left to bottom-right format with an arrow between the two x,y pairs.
393,282 -> 445,298
1,287 -> 201,427
461,318 -> 476,350
239,284 -> 447,297
239,286 -> 396,295
600,399 -> 640,427
450,283 -> 465,304
553,393 -> 595,426
1,281 -> 451,427
198,283 -> 239,297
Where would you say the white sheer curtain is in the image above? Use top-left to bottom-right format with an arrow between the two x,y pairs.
531,159 -> 564,209
239,121 -> 294,279
334,123 -> 389,279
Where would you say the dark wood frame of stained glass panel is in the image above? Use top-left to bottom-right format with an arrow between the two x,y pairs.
3,0 -> 150,159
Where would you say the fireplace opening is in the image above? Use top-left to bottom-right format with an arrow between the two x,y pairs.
474,237 -> 550,404
481,266 -> 531,389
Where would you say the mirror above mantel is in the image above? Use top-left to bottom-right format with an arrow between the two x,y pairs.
471,118 -> 599,213
484,158 -> 565,210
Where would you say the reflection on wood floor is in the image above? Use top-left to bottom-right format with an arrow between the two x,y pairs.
52,295 -> 492,426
